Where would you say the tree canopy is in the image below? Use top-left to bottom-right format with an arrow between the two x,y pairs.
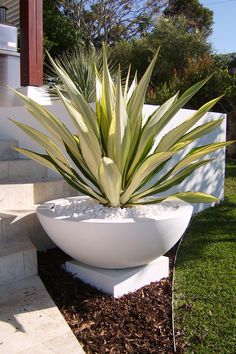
164,0 -> 214,37
43,0 -> 82,57
53,0 -> 167,46
109,16 -> 212,84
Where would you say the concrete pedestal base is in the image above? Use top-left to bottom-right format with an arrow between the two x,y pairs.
65,256 -> 169,298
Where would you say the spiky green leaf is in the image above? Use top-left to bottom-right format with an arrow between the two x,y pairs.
58,90 -> 102,180
155,95 -> 223,152
131,159 -> 213,201
121,151 -> 176,204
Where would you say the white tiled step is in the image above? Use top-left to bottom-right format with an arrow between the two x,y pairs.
0,159 -> 47,180
0,178 -> 77,210
0,140 -> 19,160
0,236 -> 37,284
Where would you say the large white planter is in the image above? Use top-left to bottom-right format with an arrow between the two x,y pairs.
37,196 -> 193,269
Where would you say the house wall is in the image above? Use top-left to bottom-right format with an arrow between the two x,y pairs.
0,102 -> 227,213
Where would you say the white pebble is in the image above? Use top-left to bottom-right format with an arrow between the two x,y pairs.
52,197 -> 180,221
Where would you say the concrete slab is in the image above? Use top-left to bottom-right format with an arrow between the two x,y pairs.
65,256 -> 169,298
0,276 -> 85,354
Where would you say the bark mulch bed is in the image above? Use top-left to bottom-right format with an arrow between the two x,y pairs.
38,247 -> 184,354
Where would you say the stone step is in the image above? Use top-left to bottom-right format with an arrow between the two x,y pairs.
0,177 -> 77,210
0,235 -> 37,284
0,213 -> 19,242
0,276 -> 85,353
0,210 -> 55,250
0,140 -> 19,161
0,159 -> 47,180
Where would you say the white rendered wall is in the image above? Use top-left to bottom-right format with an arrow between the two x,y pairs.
0,102 -> 226,212
0,52 -> 20,106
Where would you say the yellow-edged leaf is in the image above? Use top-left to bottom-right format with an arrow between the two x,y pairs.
127,92 -> 178,178
107,69 -> 131,173
12,147 -> 58,172
126,71 -> 137,102
127,49 -> 159,127
130,192 -> 218,205
131,159 -> 213,201
123,65 -> 131,101
99,157 -> 122,207
10,119 -> 71,174
11,88 -> 80,156
95,65 -> 102,126
172,141 -> 233,173
171,118 -> 224,150
168,192 -> 219,203
100,49 -> 115,145
58,92 -> 102,180
126,52 -> 159,154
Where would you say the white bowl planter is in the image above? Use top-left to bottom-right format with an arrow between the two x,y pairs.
37,196 -> 193,269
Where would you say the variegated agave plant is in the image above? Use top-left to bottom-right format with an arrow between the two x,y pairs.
11,50 -> 231,207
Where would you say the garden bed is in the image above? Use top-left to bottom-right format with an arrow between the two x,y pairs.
38,246 -> 184,353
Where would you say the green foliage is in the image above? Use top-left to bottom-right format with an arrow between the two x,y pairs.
214,52 -> 236,68
146,54 -> 216,106
109,16 -> 212,86
164,0 -> 214,37
43,0 -> 84,58
11,52 -> 231,207
213,55 -> 236,112
148,16 -> 212,83
173,160 -> 236,353
108,39 -> 153,79
147,54 -> 236,113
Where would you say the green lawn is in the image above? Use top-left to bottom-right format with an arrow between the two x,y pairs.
173,160 -> 236,353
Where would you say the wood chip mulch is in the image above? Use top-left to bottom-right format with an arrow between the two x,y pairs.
38,246 -> 185,354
